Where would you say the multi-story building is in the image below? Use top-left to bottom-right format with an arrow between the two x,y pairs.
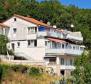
2,14 -> 84,76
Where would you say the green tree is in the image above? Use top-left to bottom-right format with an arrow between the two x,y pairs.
73,53 -> 91,84
0,35 -> 9,55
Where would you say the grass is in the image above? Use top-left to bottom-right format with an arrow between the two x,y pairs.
0,61 -> 60,84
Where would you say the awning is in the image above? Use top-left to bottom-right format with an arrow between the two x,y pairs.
48,38 -> 66,43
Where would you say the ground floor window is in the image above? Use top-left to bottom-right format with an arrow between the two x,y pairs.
47,57 -> 56,64
17,42 -> 20,47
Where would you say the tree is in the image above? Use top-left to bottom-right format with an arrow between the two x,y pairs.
73,52 -> 91,84
0,35 -> 8,55
0,0 -> 91,49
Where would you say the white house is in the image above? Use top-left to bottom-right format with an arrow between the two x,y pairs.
2,14 -> 84,76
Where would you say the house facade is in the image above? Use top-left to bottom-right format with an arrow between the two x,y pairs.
2,14 -> 84,76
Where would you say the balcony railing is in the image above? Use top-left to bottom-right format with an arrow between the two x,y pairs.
45,48 -> 83,56
66,34 -> 83,41
47,31 -> 64,39
60,65 -> 75,70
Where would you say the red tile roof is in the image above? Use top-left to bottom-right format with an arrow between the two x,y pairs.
0,23 -> 9,28
14,14 -> 50,27
48,38 -> 66,43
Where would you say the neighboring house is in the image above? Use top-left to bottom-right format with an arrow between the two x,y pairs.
2,14 -> 84,76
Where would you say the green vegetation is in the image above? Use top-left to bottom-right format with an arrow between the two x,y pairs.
29,67 -> 42,76
0,35 -> 13,55
0,0 -> 91,49
0,35 -> 8,55
0,0 -> 91,84
72,51 -> 91,84
0,63 -> 59,84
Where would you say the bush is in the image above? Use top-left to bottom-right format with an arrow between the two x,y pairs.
0,65 -> 3,83
29,67 -> 42,76
10,65 -> 28,73
0,64 -> 11,83
8,50 -> 14,55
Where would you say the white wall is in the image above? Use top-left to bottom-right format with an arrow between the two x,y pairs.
9,40 -> 45,61
3,16 -> 37,41
3,16 -> 46,61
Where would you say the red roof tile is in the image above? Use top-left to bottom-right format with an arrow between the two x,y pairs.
14,14 -> 50,27
48,38 -> 66,43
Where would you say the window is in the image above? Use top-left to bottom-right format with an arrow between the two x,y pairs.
52,42 -> 57,48
60,58 -> 64,65
45,41 -> 47,46
62,44 -> 64,49
28,40 -> 31,46
34,40 -> 37,47
45,41 -> 50,48
13,28 -> 17,33
57,43 -> 61,48
70,59 -> 73,65
28,27 -> 37,34
27,40 -> 37,47
17,42 -> 20,47
14,18 -> 16,21
80,47 -> 84,51
73,46 -> 75,50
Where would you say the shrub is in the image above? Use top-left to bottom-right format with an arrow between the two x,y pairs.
29,67 -> 42,76
0,65 -> 3,83
0,64 -> 11,83
8,50 -> 14,55
10,65 -> 28,73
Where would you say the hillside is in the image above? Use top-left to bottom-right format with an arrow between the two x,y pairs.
0,0 -> 91,49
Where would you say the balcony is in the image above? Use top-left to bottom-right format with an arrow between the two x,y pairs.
66,32 -> 83,41
60,65 -> 75,70
47,31 -> 64,39
45,47 -> 84,56
27,34 -> 37,39
37,31 -> 47,37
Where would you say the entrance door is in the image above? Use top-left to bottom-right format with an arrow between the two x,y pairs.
60,70 -> 65,76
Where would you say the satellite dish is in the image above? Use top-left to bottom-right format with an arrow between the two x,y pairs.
47,22 -> 51,25
53,25 -> 57,28
71,24 -> 74,28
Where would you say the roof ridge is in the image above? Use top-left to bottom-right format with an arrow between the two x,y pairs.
14,14 -> 49,27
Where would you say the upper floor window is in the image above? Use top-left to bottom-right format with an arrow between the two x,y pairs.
14,18 -> 16,21
28,27 -> 37,34
13,28 -> 17,33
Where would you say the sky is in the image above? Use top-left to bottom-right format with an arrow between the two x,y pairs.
37,0 -> 91,9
